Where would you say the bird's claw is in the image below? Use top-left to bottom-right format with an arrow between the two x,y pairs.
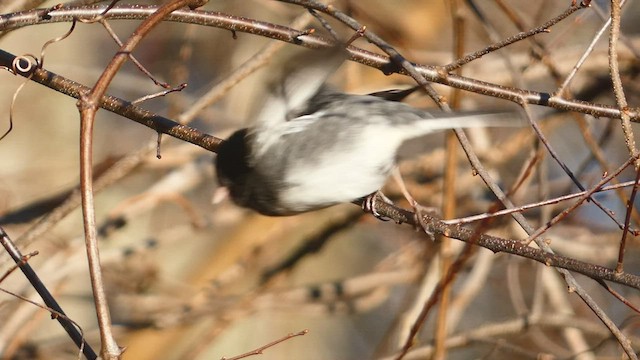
362,191 -> 394,221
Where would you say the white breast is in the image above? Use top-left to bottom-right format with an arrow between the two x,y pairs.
279,126 -> 406,210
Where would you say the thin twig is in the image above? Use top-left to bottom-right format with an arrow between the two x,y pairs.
523,155 -> 639,245
597,280 -> 640,314
96,18 -> 171,88
445,179 -> 638,225
554,1 -> 620,96
592,0 -> 640,58
131,83 -> 187,105
220,329 -> 308,360
445,2 -> 582,71
615,165 -> 640,273
0,226 -> 97,360
519,101 -> 634,234
0,287 -> 87,360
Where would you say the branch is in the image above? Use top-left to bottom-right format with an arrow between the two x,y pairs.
0,4 -> 638,120
0,227 -> 97,360
0,49 -> 220,152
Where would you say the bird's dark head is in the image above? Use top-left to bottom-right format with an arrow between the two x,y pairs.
215,129 -> 253,200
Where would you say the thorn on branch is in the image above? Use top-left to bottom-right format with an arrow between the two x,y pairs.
40,4 -> 63,21
156,132 -> 163,159
20,251 -> 39,263
293,28 -> 315,44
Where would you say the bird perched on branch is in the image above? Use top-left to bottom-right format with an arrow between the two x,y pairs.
214,47 -> 515,216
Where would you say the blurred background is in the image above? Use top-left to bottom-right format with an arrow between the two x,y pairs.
1,0 -> 640,359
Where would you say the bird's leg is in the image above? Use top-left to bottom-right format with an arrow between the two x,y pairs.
390,168 -> 437,239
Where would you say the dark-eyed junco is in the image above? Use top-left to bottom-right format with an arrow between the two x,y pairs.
214,48 -> 514,216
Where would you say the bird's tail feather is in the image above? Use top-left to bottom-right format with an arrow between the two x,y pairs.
417,111 -> 523,131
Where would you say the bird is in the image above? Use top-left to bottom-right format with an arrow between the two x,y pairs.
214,47 -> 515,216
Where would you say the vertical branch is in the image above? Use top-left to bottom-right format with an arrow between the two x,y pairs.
434,1 -> 465,359
77,94 -> 121,359
609,0 -> 638,166
76,0 -> 204,358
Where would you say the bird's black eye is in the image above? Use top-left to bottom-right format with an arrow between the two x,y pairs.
215,129 -> 252,185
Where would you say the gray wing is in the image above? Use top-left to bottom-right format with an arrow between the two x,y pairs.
253,46 -> 348,128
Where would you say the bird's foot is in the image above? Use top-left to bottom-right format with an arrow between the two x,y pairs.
361,191 -> 394,221
411,202 -> 439,240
